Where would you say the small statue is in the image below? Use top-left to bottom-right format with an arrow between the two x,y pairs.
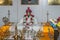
23,7 -> 34,26
2,16 -> 9,25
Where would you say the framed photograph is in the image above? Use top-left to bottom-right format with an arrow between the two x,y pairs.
0,0 -> 12,5
48,0 -> 60,5
21,0 -> 39,5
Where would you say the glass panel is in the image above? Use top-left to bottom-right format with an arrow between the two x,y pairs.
21,0 -> 39,5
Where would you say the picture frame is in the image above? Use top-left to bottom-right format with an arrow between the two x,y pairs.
48,0 -> 60,5
0,0 -> 12,6
21,0 -> 39,5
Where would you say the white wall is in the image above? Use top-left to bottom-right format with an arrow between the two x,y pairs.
0,0 -> 60,26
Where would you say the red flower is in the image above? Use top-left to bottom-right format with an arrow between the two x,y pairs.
26,18 -> 28,20
57,17 -> 60,22
31,18 -> 33,20
26,23 -> 29,25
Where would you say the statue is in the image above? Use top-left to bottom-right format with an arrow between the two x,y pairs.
17,7 -> 40,40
